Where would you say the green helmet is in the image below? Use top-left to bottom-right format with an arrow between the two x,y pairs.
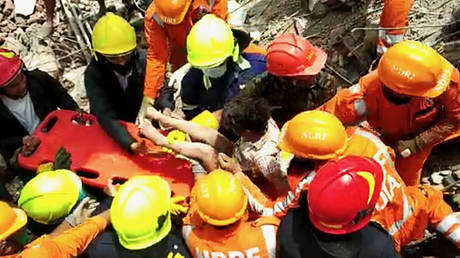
186,14 -> 239,68
18,169 -> 82,224
111,176 -> 172,250
92,12 -> 136,56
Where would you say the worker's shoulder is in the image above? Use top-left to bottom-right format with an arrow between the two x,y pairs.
24,69 -> 55,82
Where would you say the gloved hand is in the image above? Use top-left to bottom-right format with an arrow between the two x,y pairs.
168,63 -> 191,90
65,197 -> 100,227
21,135 -> 41,157
135,96 -> 154,125
53,146 -> 71,170
170,196 -> 189,216
395,136 -> 425,158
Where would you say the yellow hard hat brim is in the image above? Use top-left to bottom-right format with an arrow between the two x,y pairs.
0,208 -> 27,241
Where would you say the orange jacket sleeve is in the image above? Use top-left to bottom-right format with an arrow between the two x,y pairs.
418,71 -> 460,147
210,0 -> 228,21
317,83 -> 367,126
144,6 -> 169,99
19,216 -> 109,258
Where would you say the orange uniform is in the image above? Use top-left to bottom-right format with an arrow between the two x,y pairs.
12,216 -> 108,258
240,127 -> 460,251
182,191 -> 279,258
318,69 -> 460,185
377,0 -> 414,54
144,0 -> 228,98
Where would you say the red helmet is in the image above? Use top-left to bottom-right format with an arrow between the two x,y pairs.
266,34 -> 327,77
0,48 -> 22,88
308,156 -> 383,235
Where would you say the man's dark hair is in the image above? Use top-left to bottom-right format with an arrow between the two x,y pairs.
222,94 -> 271,134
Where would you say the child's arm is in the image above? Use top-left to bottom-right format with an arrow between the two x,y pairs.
146,107 -> 233,154
140,119 -> 218,171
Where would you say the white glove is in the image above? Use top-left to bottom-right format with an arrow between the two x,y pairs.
135,96 -> 154,126
65,197 -> 100,227
168,63 -> 191,100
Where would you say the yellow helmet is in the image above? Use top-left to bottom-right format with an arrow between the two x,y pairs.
18,169 -> 82,224
111,176 -> 171,250
193,169 -> 247,226
187,14 -> 239,68
378,40 -> 453,98
92,12 -> 136,56
279,111 -> 348,160
0,201 -> 27,241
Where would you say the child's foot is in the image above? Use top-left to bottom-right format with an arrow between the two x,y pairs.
140,119 -> 168,146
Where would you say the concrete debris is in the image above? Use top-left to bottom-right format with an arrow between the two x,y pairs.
64,66 -> 89,112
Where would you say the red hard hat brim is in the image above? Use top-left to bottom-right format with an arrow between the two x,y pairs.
282,46 -> 327,77
309,210 -> 372,235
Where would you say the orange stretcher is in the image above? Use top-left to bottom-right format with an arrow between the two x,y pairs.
17,110 -> 194,196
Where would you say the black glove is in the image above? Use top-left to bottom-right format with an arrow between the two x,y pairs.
53,146 -> 71,170
154,84 -> 177,111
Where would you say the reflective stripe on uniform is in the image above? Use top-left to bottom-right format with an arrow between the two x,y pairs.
388,192 -> 414,235
348,84 -> 361,94
243,172 -> 316,217
353,99 -> 367,118
261,225 -> 277,258
447,227 -> 460,244
437,213 -> 460,234
182,224 -> 193,241
378,30 -> 404,45
244,172 -> 316,217
153,13 -> 165,28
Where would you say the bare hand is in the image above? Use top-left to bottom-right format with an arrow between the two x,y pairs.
103,179 -> 121,197
130,141 -> 149,154
217,153 -> 241,173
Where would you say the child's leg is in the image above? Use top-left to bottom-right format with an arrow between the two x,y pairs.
146,108 -> 233,154
140,119 -> 218,171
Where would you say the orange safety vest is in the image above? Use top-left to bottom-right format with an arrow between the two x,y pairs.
182,212 -> 279,258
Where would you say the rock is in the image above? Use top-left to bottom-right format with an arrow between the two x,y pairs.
3,0 -> 14,17
430,172 -> 444,185
64,66 -> 88,110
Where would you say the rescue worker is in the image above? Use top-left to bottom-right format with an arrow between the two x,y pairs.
318,40 -> 460,186
85,13 -> 148,154
179,14 -> 266,120
141,0 -> 228,120
87,175 -> 191,257
0,48 -> 79,163
278,156 -> 401,258
0,200 -> 111,257
241,33 -> 335,127
182,169 -> 279,258
17,169 -> 94,234
232,110 -> 460,251
305,0 -> 413,55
